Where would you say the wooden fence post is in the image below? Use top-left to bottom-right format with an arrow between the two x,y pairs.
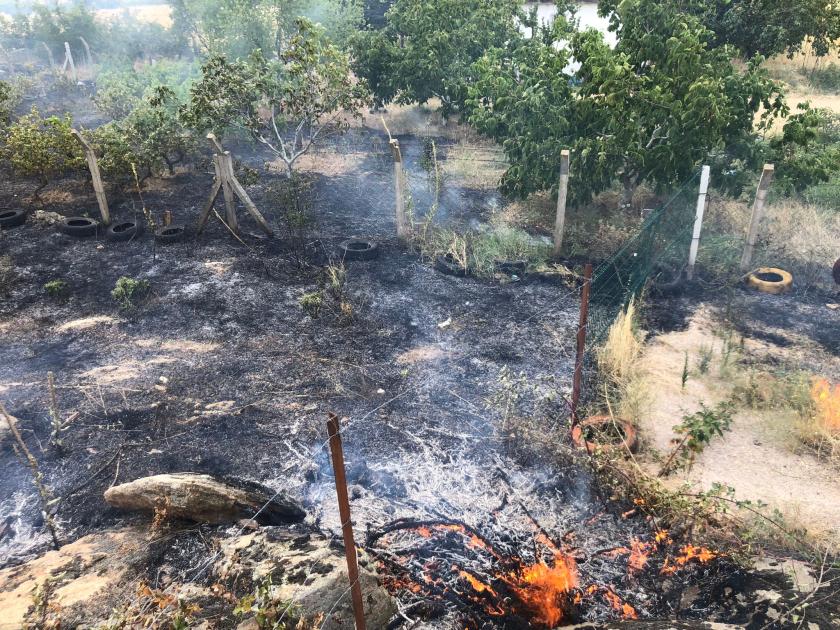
63,42 -> 77,82
326,414 -> 367,630
79,37 -> 93,66
41,42 -> 55,69
570,263 -> 593,426
390,139 -> 409,240
687,165 -> 710,280
70,129 -> 110,225
553,149 -> 570,257
740,164 -> 774,272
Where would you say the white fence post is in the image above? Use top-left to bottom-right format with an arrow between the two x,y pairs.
687,165 -> 710,280
740,164 -> 774,272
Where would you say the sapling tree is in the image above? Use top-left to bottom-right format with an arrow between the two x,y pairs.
467,0 -> 786,206
4,107 -> 84,200
182,18 -> 369,177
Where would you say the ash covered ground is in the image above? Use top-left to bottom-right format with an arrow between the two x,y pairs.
1,127 -> 838,627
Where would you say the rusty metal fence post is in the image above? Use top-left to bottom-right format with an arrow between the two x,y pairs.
570,263 -> 593,426
326,414 -> 367,630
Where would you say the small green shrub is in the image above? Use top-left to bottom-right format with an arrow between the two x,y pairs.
111,276 -> 150,309
4,107 -> 85,198
660,402 -> 734,475
299,291 -> 323,318
44,279 -> 68,297
696,344 -> 713,375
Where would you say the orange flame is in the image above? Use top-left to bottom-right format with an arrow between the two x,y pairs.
812,378 -> 840,433
628,538 -> 652,574
504,554 -> 578,627
458,570 -> 498,596
661,544 -> 717,574
603,588 -> 638,619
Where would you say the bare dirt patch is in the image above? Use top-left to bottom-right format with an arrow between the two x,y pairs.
636,307 -> 840,549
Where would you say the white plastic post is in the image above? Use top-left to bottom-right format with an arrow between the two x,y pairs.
687,165 -> 710,280
63,42 -> 77,82
552,149 -> 571,257
740,164 -> 774,272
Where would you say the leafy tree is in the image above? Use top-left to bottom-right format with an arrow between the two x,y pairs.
468,0 -> 785,206
170,0 -> 363,58
350,0 -> 523,114
4,107 -> 84,199
600,0 -> 840,59
181,18 -> 369,177
0,79 -> 13,128
28,1 -> 101,65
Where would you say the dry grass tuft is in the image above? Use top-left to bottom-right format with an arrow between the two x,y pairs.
596,300 -> 648,422
795,378 -> 840,461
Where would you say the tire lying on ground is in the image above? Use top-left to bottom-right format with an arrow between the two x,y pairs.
571,415 -> 638,454
746,267 -> 793,294
0,208 -> 27,229
59,216 -> 99,237
435,252 -> 469,277
106,219 -> 143,242
155,224 -> 186,244
339,238 -> 379,261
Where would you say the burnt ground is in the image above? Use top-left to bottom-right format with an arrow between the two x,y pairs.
1,126 -> 839,627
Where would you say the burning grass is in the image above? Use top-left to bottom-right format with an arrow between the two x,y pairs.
368,518 -> 720,627
796,378 -> 840,460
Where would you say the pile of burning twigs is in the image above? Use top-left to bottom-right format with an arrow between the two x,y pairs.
365,517 -> 719,627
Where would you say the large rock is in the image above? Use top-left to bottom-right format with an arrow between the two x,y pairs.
104,473 -> 306,525
217,528 -> 397,629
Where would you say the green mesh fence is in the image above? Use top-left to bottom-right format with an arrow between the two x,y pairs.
585,171 -> 701,347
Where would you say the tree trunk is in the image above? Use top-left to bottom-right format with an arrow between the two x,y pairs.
620,173 -> 638,209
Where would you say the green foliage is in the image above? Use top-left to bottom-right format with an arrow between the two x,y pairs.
233,575 -> 301,629
0,79 -> 13,128
618,0 -> 840,59
350,0 -> 523,113
662,402 -> 735,474
27,1 -> 101,64
4,107 -> 84,197
111,276 -> 150,309
94,61 -> 196,120
299,291 -> 323,318
769,105 -> 840,194
681,352 -> 689,390
43,279 -> 68,297
182,18 -> 369,176
170,0 -> 362,59
468,0 -> 784,205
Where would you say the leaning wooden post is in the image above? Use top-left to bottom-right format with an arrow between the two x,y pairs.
552,149 -> 571,257
41,42 -> 55,69
70,129 -> 110,225
63,42 -> 77,82
326,414 -> 367,630
79,36 -> 93,66
570,263 -> 593,427
686,165 -> 711,280
390,139 -> 409,240
217,154 -> 239,234
740,164 -> 774,272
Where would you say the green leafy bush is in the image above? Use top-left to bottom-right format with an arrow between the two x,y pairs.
44,279 -> 68,297
111,276 -> 150,309
4,107 -> 84,198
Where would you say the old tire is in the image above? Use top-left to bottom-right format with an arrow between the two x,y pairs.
833,258 -> 840,286
746,267 -> 792,294
155,224 -> 186,244
106,219 -> 143,242
0,208 -> 26,229
571,415 -> 638,454
339,238 -> 379,261
435,253 -> 468,277
59,216 -> 99,237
